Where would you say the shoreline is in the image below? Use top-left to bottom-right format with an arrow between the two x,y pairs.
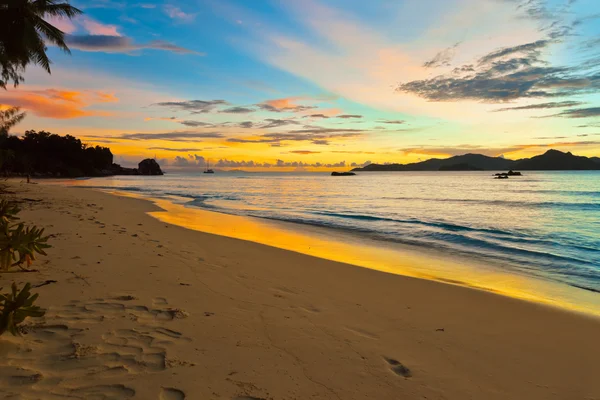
91,185 -> 600,318
1,180 -> 600,399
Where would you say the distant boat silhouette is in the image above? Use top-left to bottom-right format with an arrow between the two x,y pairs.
204,160 -> 214,174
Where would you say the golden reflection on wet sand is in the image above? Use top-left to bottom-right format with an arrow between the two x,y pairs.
116,190 -> 600,317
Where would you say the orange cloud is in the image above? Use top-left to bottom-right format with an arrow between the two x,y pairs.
264,97 -> 301,109
0,88 -> 117,119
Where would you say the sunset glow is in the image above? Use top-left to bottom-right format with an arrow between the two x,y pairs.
2,0 -> 599,170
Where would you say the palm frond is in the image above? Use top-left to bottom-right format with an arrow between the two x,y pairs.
33,2 -> 83,18
34,18 -> 69,53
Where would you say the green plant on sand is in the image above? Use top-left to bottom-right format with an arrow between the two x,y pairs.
0,199 -> 49,336
0,282 -> 44,336
0,200 -> 50,271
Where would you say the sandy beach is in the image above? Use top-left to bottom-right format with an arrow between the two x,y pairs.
1,179 -> 599,400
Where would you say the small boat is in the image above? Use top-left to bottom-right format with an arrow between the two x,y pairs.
204,160 -> 214,174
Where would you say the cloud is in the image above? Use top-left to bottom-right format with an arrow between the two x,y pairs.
423,42 -> 460,68
112,131 -> 224,141
304,114 -> 329,119
178,120 -> 213,127
214,159 -> 272,168
66,35 -> 202,55
153,100 -> 228,113
148,147 -> 204,152
397,29 -> 600,103
477,39 -> 550,64
548,107 -> 600,118
257,97 -> 318,113
227,127 -> 363,146
289,150 -> 321,154
377,119 -> 406,124
81,17 -> 120,36
238,121 -> 254,128
0,88 -> 116,119
336,114 -> 362,119
44,16 -> 77,34
164,5 -> 196,23
260,118 -> 300,128
220,106 -> 255,114
493,101 -> 586,112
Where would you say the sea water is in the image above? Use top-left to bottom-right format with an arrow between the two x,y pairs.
72,171 -> 600,295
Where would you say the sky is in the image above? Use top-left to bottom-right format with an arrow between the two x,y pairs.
1,0 -> 599,170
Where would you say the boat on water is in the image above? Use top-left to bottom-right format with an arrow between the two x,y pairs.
204,160 -> 215,174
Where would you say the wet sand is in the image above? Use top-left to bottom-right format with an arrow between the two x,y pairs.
1,179 -> 599,400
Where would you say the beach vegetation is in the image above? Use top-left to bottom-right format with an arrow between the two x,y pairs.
0,282 -> 45,336
0,199 -> 49,336
0,0 -> 82,88
0,130 -> 114,176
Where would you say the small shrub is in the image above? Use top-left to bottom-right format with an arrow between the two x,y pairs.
0,283 -> 45,336
0,223 -> 50,271
0,199 -> 48,336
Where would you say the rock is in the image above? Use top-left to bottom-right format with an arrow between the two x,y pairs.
331,171 -> 356,176
138,159 -> 164,176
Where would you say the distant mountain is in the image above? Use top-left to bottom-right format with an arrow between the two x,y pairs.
352,149 -> 600,172
515,149 -> 600,170
353,153 -> 515,171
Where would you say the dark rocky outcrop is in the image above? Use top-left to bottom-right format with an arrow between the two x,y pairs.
331,171 -> 356,176
109,159 -> 164,176
138,158 -> 164,175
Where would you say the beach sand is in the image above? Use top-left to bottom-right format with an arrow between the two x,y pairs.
1,180 -> 599,400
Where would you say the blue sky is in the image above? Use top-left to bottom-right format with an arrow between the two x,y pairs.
1,0 -> 599,169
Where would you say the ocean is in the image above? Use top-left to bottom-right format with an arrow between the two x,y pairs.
70,171 -> 600,306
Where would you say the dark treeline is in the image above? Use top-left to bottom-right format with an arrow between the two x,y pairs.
0,130 -> 114,177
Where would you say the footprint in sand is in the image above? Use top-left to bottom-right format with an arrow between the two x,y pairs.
160,387 -> 186,400
234,397 -> 267,400
384,357 -> 412,378
153,297 -> 168,306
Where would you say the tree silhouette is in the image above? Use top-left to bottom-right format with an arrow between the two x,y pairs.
0,0 -> 82,88
0,107 -> 26,136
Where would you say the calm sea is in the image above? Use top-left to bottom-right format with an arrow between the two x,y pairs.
73,171 -> 600,295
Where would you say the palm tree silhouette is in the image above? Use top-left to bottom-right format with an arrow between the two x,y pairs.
0,107 -> 26,136
0,0 -> 82,88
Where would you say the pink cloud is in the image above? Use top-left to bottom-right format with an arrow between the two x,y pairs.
81,17 -> 121,36
45,16 -> 77,34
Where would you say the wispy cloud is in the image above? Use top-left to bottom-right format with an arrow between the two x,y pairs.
112,131 -> 224,141
148,147 -> 204,152
81,17 -> 121,36
220,106 -> 255,114
423,42 -> 460,68
66,35 -> 202,55
337,114 -> 362,119
163,5 -> 196,23
257,97 -> 318,113
153,100 -> 228,113
0,88 -> 116,119
493,101 -> 586,112
549,107 -> 600,118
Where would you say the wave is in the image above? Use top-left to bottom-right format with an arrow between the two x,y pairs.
309,210 -> 518,237
381,196 -> 600,211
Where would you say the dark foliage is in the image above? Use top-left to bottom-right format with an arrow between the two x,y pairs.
0,130 -> 114,176
0,0 -> 82,88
